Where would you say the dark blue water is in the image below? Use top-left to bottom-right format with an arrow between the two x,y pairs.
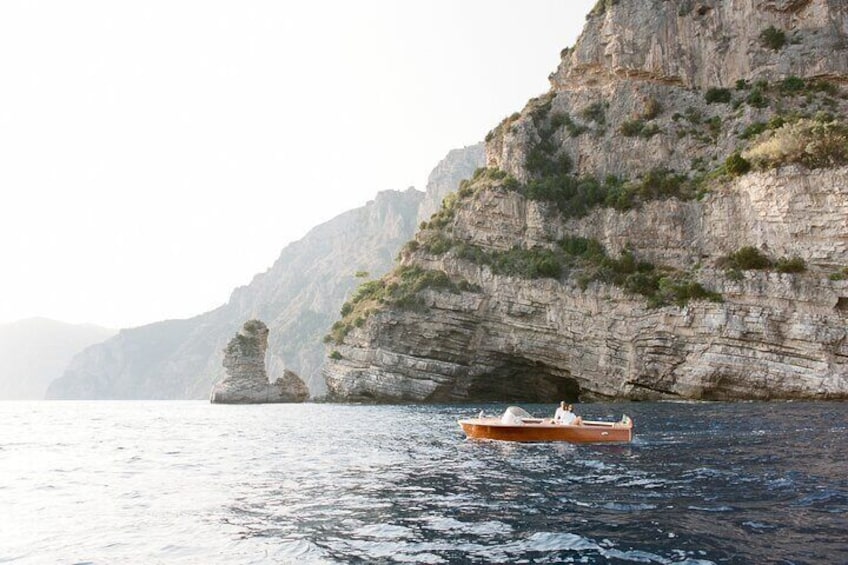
0,401 -> 846,564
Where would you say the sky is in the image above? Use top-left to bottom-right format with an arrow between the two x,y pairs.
0,0 -> 595,329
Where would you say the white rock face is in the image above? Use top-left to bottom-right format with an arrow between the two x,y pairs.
417,143 -> 486,224
325,263 -> 848,402
326,195 -> 848,401
488,0 -> 848,183
555,0 -> 848,90
210,320 -> 309,404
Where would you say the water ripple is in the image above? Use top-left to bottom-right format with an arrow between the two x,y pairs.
0,400 -> 846,564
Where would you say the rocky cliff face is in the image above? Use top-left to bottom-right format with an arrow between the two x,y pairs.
417,144 -> 486,224
210,320 -> 309,403
46,145 -> 484,400
324,0 -> 848,402
557,0 -> 848,92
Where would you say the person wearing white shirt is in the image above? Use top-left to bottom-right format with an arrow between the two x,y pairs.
554,401 -> 578,425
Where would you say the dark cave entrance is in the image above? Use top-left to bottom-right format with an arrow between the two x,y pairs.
465,358 -> 580,403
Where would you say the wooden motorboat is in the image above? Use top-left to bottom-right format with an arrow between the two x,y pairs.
458,407 -> 633,443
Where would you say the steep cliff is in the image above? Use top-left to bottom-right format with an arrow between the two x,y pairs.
417,144 -> 486,224
46,145 -> 484,400
324,0 -> 848,402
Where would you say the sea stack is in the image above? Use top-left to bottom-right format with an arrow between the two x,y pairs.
210,319 -> 309,404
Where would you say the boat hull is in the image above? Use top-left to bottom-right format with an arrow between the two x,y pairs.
458,417 -> 632,443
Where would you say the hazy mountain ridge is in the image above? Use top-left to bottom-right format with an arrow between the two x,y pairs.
0,318 -> 115,400
46,144 -> 484,399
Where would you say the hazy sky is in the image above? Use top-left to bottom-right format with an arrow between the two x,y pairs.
0,0 -> 594,329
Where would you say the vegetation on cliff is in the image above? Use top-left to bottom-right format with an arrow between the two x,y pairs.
717,246 -> 807,275
333,64 -> 846,363
428,232 -> 721,308
326,265 -> 479,345
743,117 -> 848,170
225,319 -> 267,356
325,0 -> 848,402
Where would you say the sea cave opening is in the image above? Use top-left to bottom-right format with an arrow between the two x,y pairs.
465,357 -> 580,403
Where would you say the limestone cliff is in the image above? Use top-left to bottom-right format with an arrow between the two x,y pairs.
557,0 -> 848,92
46,145 -> 484,400
324,0 -> 848,402
417,144 -> 486,224
210,320 -> 309,404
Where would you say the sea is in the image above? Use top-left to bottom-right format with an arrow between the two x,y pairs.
0,401 -> 846,565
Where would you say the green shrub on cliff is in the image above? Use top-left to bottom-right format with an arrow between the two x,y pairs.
630,169 -> 692,200
718,248 -> 810,276
526,149 -> 573,178
740,122 -> 767,140
455,243 -> 564,280
553,112 -> 589,137
423,170 -> 512,232
780,76 -> 805,94
743,118 -> 848,169
325,266 -> 482,344
452,242 -> 487,263
400,239 -> 420,256
339,302 -> 353,317
421,231 -> 454,255
427,192 -> 460,229
746,88 -> 769,109
558,235 -> 606,262
829,267 -> 848,281
705,88 -> 732,104
724,152 -> 751,177
620,119 -> 646,137
775,256 -> 806,273
448,236 -> 720,307
717,246 -> 772,270
579,101 -> 607,125
621,119 -> 661,138
509,167 -> 699,219
641,97 -> 662,121
651,278 -> 723,308
574,245 -> 721,307
522,174 -> 612,218
491,247 -> 562,279
759,26 -> 787,50
590,0 -> 618,16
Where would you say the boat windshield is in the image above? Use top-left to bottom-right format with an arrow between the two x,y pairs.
501,406 -> 533,424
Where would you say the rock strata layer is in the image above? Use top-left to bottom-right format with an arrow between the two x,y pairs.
210,320 -> 309,404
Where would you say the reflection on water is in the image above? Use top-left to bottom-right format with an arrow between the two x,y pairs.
0,401 -> 846,564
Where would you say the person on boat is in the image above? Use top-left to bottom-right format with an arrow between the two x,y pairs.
570,405 -> 583,425
554,402 -> 581,425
